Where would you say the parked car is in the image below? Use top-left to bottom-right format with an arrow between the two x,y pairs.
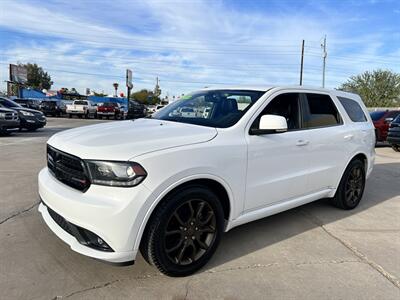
155,105 -> 165,112
41,100 -> 67,117
66,100 -> 97,118
126,100 -> 146,119
0,97 -> 46,131
38,86 -> 375,277
0,107 -> 20,135
387,114 -> 400,152
370,110 -> 400,143
13,98 -> 42,110
179,107 -> 196,118
146,105 -> 157,115
97,102 -> 123,119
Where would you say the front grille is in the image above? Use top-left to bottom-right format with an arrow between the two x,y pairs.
5,112 -> 18,120
47,145 -> 90,191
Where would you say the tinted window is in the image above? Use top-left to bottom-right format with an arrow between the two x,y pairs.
303,93 -> 341,128
338,97 -> 367,122
393,114 -> 400,123
252,93 -> 301,131
370,111 -> 385,121
154,90 -> 265,128
74,100 -> 88,105
386,111 -> 400,118
0,98 -> 22,108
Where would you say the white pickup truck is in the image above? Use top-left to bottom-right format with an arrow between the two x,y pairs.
66,100 -> 97,118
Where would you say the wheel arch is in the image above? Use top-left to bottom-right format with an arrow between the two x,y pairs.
332,152 -> 368,193
133,175 -> 234,253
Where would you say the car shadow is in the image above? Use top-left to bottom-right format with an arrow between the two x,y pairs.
203,162 -> 400,271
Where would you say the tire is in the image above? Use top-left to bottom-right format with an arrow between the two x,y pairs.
331,159 -> 366,210
392,145 -> 400,152
140,185 -> 224,277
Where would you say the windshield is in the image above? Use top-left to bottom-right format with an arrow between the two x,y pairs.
370,111 -> 385,121
153,89 -> 265,128
0,98 -> 22,108
74,100 -> 88,105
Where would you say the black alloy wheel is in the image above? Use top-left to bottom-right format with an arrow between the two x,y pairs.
164,199 -> 217,266
331,159 -> 366,210
344,165 -> 364,207
140,185 -> 224,277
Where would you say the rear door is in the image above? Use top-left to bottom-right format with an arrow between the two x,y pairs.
300,92 -> 349,192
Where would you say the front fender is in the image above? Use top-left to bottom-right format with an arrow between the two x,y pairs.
131,172 -> 235,254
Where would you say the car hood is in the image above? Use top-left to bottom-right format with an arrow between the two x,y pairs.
48,118 -> 218,161
0,107 -> 17,113
12,107 -> 42,114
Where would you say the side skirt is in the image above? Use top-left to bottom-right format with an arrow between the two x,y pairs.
226,189 -> 334,231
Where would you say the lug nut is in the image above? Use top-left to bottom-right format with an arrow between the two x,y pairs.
191,236 -> 195,240
195,227 -> 198,230
183,227 -> 187,231
190,222 -> 194,225
184,236 -> 188,239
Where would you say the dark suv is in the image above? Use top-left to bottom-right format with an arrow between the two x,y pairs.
387,114 -> 400,152
126,100 -> 146,119
41,100 -> 67,117
370,110 -> 400,143
0,97 -> 46,131
0,107 -> 20,135
13,98 -> 42,110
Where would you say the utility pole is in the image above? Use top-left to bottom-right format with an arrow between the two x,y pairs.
299,39 -> 305,86
321,35 -> 327,88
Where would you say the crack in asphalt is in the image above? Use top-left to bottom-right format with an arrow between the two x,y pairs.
0,202 -> 39,225
205,259 -> 361,274
299,209 -> 400,290
54,259 -> 363,299
64,280 -> 120,298
183,278 -> 192,300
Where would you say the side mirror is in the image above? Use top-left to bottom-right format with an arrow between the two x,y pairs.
250,114 -> 288,135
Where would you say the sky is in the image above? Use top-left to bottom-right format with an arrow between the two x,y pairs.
0,0 -> 399,97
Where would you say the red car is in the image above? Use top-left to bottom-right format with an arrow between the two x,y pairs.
97,102 -> 124,119
370,110 -> 400,142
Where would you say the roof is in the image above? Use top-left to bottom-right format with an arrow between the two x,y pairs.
197,85 -> 360,99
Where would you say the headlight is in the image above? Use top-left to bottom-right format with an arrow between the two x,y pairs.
0,112 -> 5,119
85,161 -> 147,187
20,110 -> 34,116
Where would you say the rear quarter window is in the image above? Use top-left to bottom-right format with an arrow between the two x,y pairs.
337,97 -> 367,122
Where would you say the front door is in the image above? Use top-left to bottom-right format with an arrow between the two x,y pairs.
245,93 -> 310,211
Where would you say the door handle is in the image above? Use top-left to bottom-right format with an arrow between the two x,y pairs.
344,134 -> 354,140
296,140 -> 309,146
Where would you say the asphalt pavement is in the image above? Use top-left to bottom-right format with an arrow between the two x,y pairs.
0,118 -> 399,299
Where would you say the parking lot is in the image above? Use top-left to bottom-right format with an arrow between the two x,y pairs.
0,118 -> 399,299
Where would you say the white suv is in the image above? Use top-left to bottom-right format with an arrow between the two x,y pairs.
38,86 -> 375,276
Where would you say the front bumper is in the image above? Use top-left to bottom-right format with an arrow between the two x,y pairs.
38,167 -> 152,263
20,116 -> 46,128
97,111 -> 115,115
0,120 -> 20,130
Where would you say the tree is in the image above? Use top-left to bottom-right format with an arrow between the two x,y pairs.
130,89 -> 160,105
338,69 -> 400,107
19,63 -> 53,90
